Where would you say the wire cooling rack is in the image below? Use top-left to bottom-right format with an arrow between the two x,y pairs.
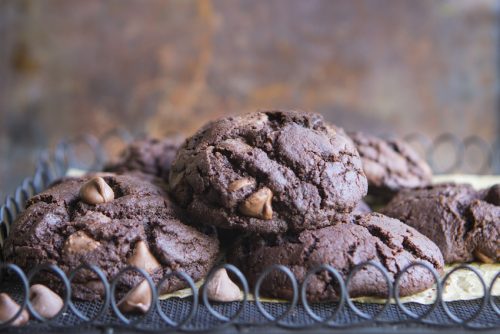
0,130 -> 498,333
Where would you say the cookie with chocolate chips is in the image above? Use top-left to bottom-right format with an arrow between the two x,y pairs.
381,183 -> 499,264
349,132 -> 432,200
105,136 -> 184,180
169,110 -> 368,234
228,213 -> 444,302
4,173 -> 219,301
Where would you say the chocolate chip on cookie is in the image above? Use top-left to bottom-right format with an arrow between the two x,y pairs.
169,110 -> 368,234
63,231 -> 101,255
349,132 -> 432,201
79,176 -> 115,204
239,187 -> 273,220
4,173 -> 220,301
127,241 -> 161,274
228,213 -> 444,302
381,183 -> 499,264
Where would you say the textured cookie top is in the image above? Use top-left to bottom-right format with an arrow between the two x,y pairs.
4,173 -> 219,301
349,132 -> 432,195
381,183 -> 499,264
169,110 -> 368,234
105,136 -> 184,180
228,213 -> 444,302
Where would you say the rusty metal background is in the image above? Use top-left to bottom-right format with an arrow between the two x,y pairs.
1,0 -> 500,194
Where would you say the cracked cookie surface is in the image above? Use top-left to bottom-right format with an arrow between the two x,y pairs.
228,213 -> 444,302
169,110 -> 368,234
381,183 -> 499,264
4,173 -> 219,301
349,132 -> 432,199
105,136 -> 184,180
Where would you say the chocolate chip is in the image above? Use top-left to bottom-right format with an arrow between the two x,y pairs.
63,231 -> 101,255
239,187 -> 273,220
205,268 -> 241,302
169,170 -> 185,190
29,284 -> 63,319
117,280 -> 151,314
474,250 -> 495,264
228,178 -> 255,192
127,241 -> 161,274
0,293 -> 29,326
79,176 -> 115,205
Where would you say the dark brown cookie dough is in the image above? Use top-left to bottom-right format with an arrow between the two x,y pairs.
105,136 -> 184,180
381,183 -> 499,264
4,173 -> 219,301
349,132 -> 432,200
228,213 -> 444,302
169,110 -> 368,234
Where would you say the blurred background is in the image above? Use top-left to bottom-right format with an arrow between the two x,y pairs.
1,0 -> 499,195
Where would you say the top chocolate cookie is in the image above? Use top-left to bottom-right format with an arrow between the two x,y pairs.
169,110 -> 368,234
349,132 -> 432,198
105,136 -> 184,180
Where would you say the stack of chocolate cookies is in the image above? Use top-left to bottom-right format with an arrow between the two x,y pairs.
167,110 -> 444,301
5,110 -> 498,308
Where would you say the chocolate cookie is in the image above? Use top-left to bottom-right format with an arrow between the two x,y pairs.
169,110 -> 368,234
349,132 -> 432,200
381,183 -> 499,263
4,173 -> 219,301
228,213 -> 444,302
105,136 -> 184,180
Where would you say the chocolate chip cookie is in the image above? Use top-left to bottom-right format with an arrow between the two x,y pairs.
4,173 -> 220,301
381,183 -> 499,264
105,136 -> 184,180
169,110 -> 368,234
228,213 -> 444,302
349,132 -> 432,200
